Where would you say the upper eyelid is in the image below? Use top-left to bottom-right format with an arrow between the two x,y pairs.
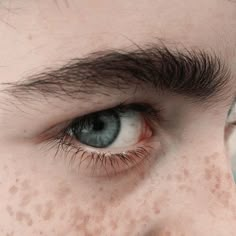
38,102 -> 160,139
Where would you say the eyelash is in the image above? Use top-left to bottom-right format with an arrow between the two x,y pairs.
42,103 -> 161,177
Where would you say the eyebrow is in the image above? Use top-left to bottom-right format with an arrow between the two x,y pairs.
2,44 -> 231,104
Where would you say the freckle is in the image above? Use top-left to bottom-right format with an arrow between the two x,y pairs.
183,169 -> 189,177
138,170 -> 146,180
21,180 -> 30,190
165,231 -> 172,236
6,232 -> 14,236
211,188 -> 216,194
9,186 -> 18,195
28,34 -> 33,40
94,227 -> 103,235
92,202 -> 106,223
55,183 -> 71,200
6,205 -> 14,216
166,174 -> 172,181
42,201 -> 54,221
175,174 -> 182,182
205,157 -> 210,164
99,187 -> 103,192
20,194 -> 32,207
34,204 -> 42,216
205,168 -> 212,180
141,214 -> 150,222
225,173 -> 231,181
215,183 -> 220,189
16,211 -> 33,226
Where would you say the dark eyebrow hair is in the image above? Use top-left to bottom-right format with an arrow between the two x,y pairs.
2,44 -> 231,104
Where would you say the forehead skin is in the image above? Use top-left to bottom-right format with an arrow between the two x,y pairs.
0,1 -> 236,236
0,0 -> 235,85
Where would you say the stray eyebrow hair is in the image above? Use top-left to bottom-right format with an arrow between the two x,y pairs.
2,43 -> 231,104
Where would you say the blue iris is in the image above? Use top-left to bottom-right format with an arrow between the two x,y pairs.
71,110 -> 121,148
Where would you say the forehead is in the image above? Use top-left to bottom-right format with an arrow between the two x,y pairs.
0,0 -> 235,85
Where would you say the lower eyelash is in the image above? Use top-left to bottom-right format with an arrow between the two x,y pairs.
53,136 -> 153,177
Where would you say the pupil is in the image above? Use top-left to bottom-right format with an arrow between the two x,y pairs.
93,118 -> 105,131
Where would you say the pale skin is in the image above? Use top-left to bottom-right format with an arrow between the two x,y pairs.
0,1 -> 236,236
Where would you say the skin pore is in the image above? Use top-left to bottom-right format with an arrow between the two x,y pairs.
0,0 -> 236,235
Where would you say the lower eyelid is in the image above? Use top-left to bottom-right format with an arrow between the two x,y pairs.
58,137 -> 156,177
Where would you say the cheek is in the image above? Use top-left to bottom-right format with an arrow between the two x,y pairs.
1,141 -> 236,235
0,150 -> 142,235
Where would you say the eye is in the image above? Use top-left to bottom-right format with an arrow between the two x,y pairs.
42,103 -> 160,177
69,108 -> 149,149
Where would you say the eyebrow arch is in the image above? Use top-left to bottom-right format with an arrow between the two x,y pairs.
1,43 -> 231,104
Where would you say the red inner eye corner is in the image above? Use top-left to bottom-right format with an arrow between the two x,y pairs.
138,117 -> 153,142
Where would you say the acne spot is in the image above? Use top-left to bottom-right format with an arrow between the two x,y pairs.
110,218 -> 118,230
16,211 -> 33,226
9,186 -> 18,195
152,201 -> 161,215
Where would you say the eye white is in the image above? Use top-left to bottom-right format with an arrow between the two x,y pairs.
109,110 -> 143,148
